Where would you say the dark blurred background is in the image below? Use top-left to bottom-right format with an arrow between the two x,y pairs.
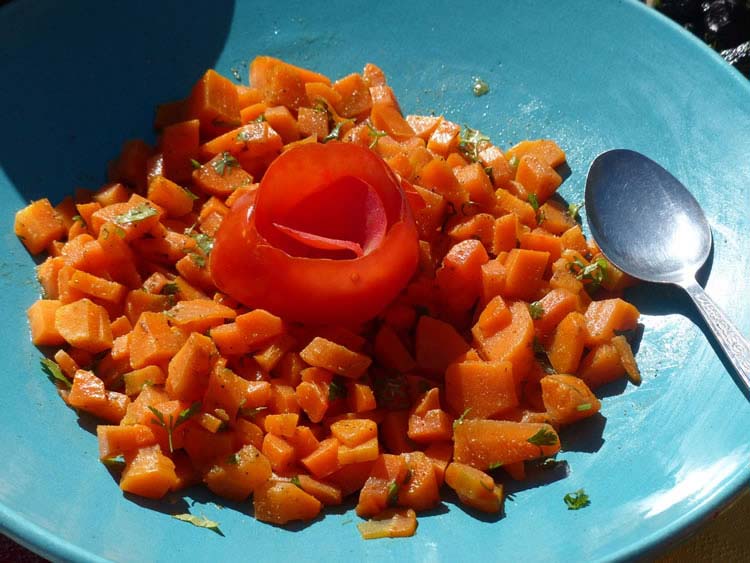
645,0 -> 750,77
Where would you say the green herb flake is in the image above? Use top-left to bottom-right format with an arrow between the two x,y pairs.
508,155 -> 519,169
72,214 -> 85,226
528,301 -> 544,320
488,461 -> 503,470
576,403 -> 592,412
172,513 -> 224,535
161,282 -> 179,296
563,489 -> 591,510
176,401 -> 202,426
212,152 -> 239,176
290,475 -> 302,488
322,119 -> 353,144
386,480 -> 399,506
183,187 -> 199,201
472,77 -> 490,97
226,453 -> 239,466
254,113 -> 267,122
453,407 -> 472,428
366,123 -> 387,149
149,401 -> 201,452
527,193 -> 539,212
101,455 -> 125,468
190,158 -> 202,170
458,126 -> 491,163
41,358 -> 72,389
570,257 -> 609,291
328,377 -> 348,402
568,202 -> 583,221
527,426 -> 558,447
114,203 -> 158,225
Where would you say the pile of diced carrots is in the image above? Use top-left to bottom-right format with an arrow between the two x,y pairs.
14,56 -> 641,538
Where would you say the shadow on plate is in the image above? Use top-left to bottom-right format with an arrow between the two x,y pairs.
0,0 -> 235,202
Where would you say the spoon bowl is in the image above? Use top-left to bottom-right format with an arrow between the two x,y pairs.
585,149 -> 750,391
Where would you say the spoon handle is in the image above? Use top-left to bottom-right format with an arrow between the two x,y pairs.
681,279 -> 750,390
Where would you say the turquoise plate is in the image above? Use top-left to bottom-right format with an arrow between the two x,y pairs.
2,1 -> 749,561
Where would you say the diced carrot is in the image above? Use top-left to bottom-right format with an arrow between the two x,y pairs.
299,337 -> 371,379
427,119 -> 461,157
146,176 -> 195,218
520,229 -> 563,264
108,139 -> 152,193
445,462 -> 503,513
55,298 -> 113,353
97,424 -> 157,459
454,162 -> 495,208
123,365 -> 166,396
301,437 -> 340,479
453,419 -> 560,469
69,269 -> 127,303
53,349 -> 79,379
330,419 -> 378,448
373,324 -> 416,373
236,85 -> 263,108
27,299 -> 65,346
424,441 -> 452,487
129,311 -> 185,369
15,199 -> 66,255
192,151 -> 254,198
546,312 -> 587,374
405,115 -> 441,141
357,508 -> 418,540
540,374 -> 601,425
414,316 -> 470,375
182,424 -> 236,470
296,474 -> 343,506
338,437 -> 380,466
264,413 -> 299,438
370,103 -> 414,141
263,105 -> 300,144
165,332 -> 216,401
515,154 -> 562,204
480,258 -> 507,306
332,73 -> 372,118
160,119 -> 200,184
445,360 -> 518,419
204,444 -> 272,501
502,248 -> 549,301
534,288 -> 581,341
506,139 -> 566,168
539,200 -> 577,235
418,158 -> 467,207
495,188 -> 537,227
472,300 -> 535,381
407,409 -> 453,443
166,299 -> 236,334
120,445 -> 178,499
584,298 -> 640,346
479,144 -> 514,189
355,453 -> 409,517
186,69 -> 241,138
154,99 -> 188,131
347,382 -> 377,413
436,239 -> 489,313
447,213 -> 496,248
253,480 -> 322,525
475,295 -> 512,338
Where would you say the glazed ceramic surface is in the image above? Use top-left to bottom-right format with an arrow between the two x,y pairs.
1,1 -> 749,561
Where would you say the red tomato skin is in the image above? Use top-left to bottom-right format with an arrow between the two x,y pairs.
210,144 -> 419,326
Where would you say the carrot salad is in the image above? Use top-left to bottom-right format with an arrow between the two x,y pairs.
14,56 -> 641,538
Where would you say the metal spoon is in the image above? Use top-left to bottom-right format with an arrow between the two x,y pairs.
585,149 -> 750,391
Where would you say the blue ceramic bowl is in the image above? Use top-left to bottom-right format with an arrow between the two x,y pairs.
2,1 -> 749,561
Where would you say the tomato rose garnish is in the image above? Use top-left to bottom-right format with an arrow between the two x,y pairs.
210,142 -> 420,326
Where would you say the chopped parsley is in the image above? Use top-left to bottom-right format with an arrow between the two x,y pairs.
190,158 -> 202,170
527,193 -> 539,212
570,257 -> 609,291
226,453 -> 239,465
458,126 -> 491,163
568,202 -> 583,221
290,475 -> 302,488
576,403 -> 592,412
386,480 -> 399,506
563,489 -> 590,510
41,358 -> 72,389
526,426 -> 558,447
148,401 -> 201,453
72,214 -> 85,226
366,123 -> 387,149
322,119 -> 353,143
487,461 -> 503,470
528,301 -> 544,320
114,203 -> 157,225
238,405 -> 267,419
211,152 -> 239,176
328,377 -> 348,401
453,407 -> 472,428
172,513 -> 223,535
161,282 -> 179,296
183,187 -> 199,201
